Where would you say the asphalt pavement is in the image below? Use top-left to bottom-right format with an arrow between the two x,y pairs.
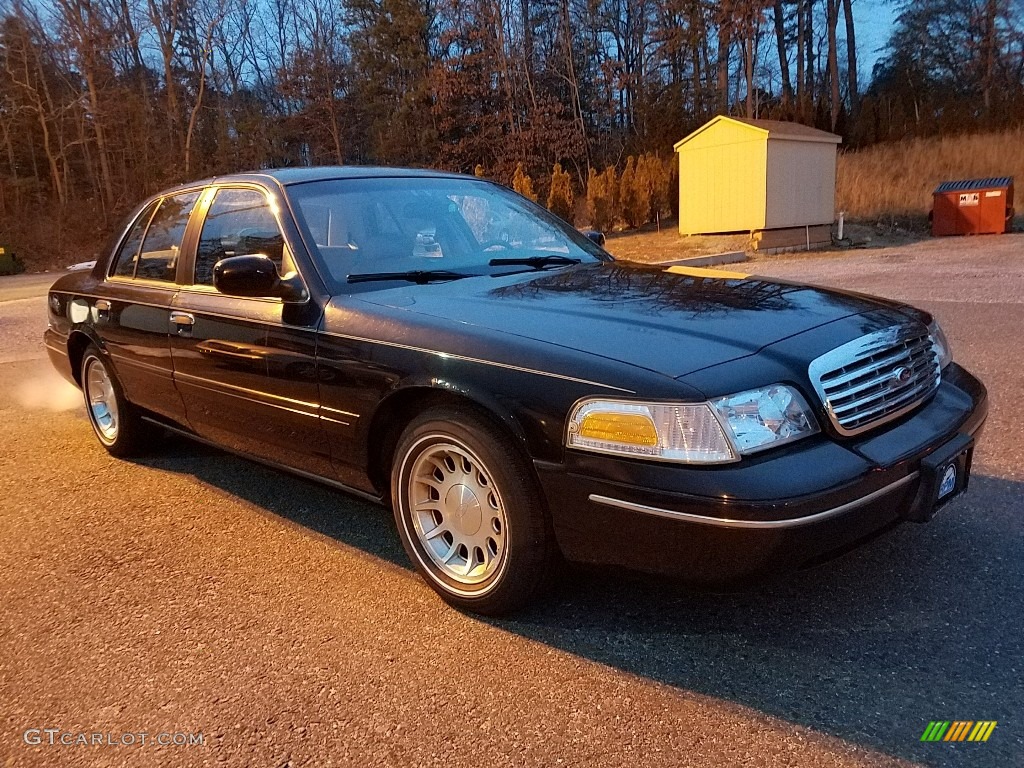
0,272 -> 68,303
1,236 -> 1022,767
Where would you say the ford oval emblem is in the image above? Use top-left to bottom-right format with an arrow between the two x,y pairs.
890,366 -> 913,389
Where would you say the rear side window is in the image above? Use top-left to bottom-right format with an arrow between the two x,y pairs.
195,188 -> 285,285
135,191 -> 201,281
110,200 -> 159,278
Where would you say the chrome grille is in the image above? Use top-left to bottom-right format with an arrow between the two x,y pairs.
808,326 -> 941,436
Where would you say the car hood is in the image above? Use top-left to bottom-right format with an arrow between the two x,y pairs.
354,262 -> 906,379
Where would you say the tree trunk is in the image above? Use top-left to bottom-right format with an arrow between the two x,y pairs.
842,0 -> 858,116
10,21 -> 66,204
147,0 -> 182,151
185,15 -> 222,176
119,0 -> 144,70
745,32 -> 754,117
981,0 -> 997,115
691,3 -> 709,119
796,0 -> 806,118
716,16 -> 732,113
827,0 -> 840,130
804,0 -> 815,105
84,68 -> 115,209
560,0 -> 587,159
520,0 -> 537,108
773,0 -> 793,109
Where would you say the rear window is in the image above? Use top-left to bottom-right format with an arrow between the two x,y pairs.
135,192 -> 201,281
110,201 -> 159,278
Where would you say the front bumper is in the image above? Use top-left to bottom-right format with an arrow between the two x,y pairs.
535,364 -> 987,583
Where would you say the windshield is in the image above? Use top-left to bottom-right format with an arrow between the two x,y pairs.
286,176 -> 608,290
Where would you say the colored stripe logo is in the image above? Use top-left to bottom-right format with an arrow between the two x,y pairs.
921,721 -> 997,742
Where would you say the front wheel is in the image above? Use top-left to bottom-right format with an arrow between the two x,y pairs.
391,407 -> 555,615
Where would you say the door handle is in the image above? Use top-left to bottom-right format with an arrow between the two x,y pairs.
170,311 -> 195,336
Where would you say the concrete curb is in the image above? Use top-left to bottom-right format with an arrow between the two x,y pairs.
655,250 -> 748,268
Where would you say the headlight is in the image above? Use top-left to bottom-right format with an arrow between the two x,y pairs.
710,385 -> 819,454
567,399 -> 737,464
928,320 -> 952,369
566,385 -> 819,464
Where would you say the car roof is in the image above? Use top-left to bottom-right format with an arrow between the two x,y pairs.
159,165 -> 472,196
264,166 -> 470,185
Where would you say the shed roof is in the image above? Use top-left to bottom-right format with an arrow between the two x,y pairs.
673,116 -> 842,149
934,177 -> 1013,194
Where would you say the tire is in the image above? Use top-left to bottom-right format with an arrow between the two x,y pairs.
80,345 -> 154,458
390,406 -> 555,615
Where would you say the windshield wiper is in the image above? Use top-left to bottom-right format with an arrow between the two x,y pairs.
347,269 -> 472,284
488,254 -> 581,270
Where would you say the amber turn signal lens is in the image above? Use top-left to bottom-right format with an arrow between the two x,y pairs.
578,412 -> 659,446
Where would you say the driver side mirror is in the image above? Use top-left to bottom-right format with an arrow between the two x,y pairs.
581,230 -> 606,247
213,255 -> 307,302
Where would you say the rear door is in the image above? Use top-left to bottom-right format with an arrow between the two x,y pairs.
97,190 -> 202,425
170,185 -> 331,475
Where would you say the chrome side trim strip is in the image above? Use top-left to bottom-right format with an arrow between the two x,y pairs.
173,371 -> 321,417
588,472 -> 920,529
321,416 -> 354,427
322,405 -> 359,419
318,330 -> 635,393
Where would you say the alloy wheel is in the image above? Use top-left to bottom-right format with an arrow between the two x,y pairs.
84,357 -> 119,443
406,440 -> 508,586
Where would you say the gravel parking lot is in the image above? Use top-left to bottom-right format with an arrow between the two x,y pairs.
1,235 -> 1022,767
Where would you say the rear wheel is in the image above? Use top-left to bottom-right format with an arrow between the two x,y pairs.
391,406 -> 555,615
80,345 -> 154,457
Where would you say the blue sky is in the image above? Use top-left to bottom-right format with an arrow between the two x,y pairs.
854,0 -> 896,73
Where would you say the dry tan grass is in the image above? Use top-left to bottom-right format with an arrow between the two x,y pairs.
603,225 -> 750,263
837,128 -> 1024,220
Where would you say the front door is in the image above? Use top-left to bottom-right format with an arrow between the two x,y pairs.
169,186 -> 331,475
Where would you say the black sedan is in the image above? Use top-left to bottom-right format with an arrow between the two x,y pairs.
44,167 -> 987,614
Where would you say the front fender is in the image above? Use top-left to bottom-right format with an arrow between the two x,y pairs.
370,374 -> 534,455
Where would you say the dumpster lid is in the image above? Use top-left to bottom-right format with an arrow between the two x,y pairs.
934,177 -> 1013,194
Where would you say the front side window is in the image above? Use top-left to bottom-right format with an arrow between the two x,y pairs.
135,191 -> 201,281
110,200 -> 160,278
195,188 -> 286,286
287,177 -> 605,290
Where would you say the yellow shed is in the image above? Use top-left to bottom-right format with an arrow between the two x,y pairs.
674,116 -> 842,248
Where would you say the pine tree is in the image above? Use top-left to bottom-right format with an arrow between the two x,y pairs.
641,154 -> 670,222
620,156 -> 643,228
631,155 -> 652,227
512,162 -> 538,202
587,165 -> 628,232
603,166 -> 620,229
586,168 -> 608,231
547,163 -> 574,221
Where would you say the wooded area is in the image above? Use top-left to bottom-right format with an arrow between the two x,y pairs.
2,0 -> 1024,266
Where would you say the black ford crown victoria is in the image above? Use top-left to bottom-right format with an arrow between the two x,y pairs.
45,167 -> 987,614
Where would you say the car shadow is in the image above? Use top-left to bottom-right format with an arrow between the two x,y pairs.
140,435 -> 409,569
142,437 -> 1022,767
